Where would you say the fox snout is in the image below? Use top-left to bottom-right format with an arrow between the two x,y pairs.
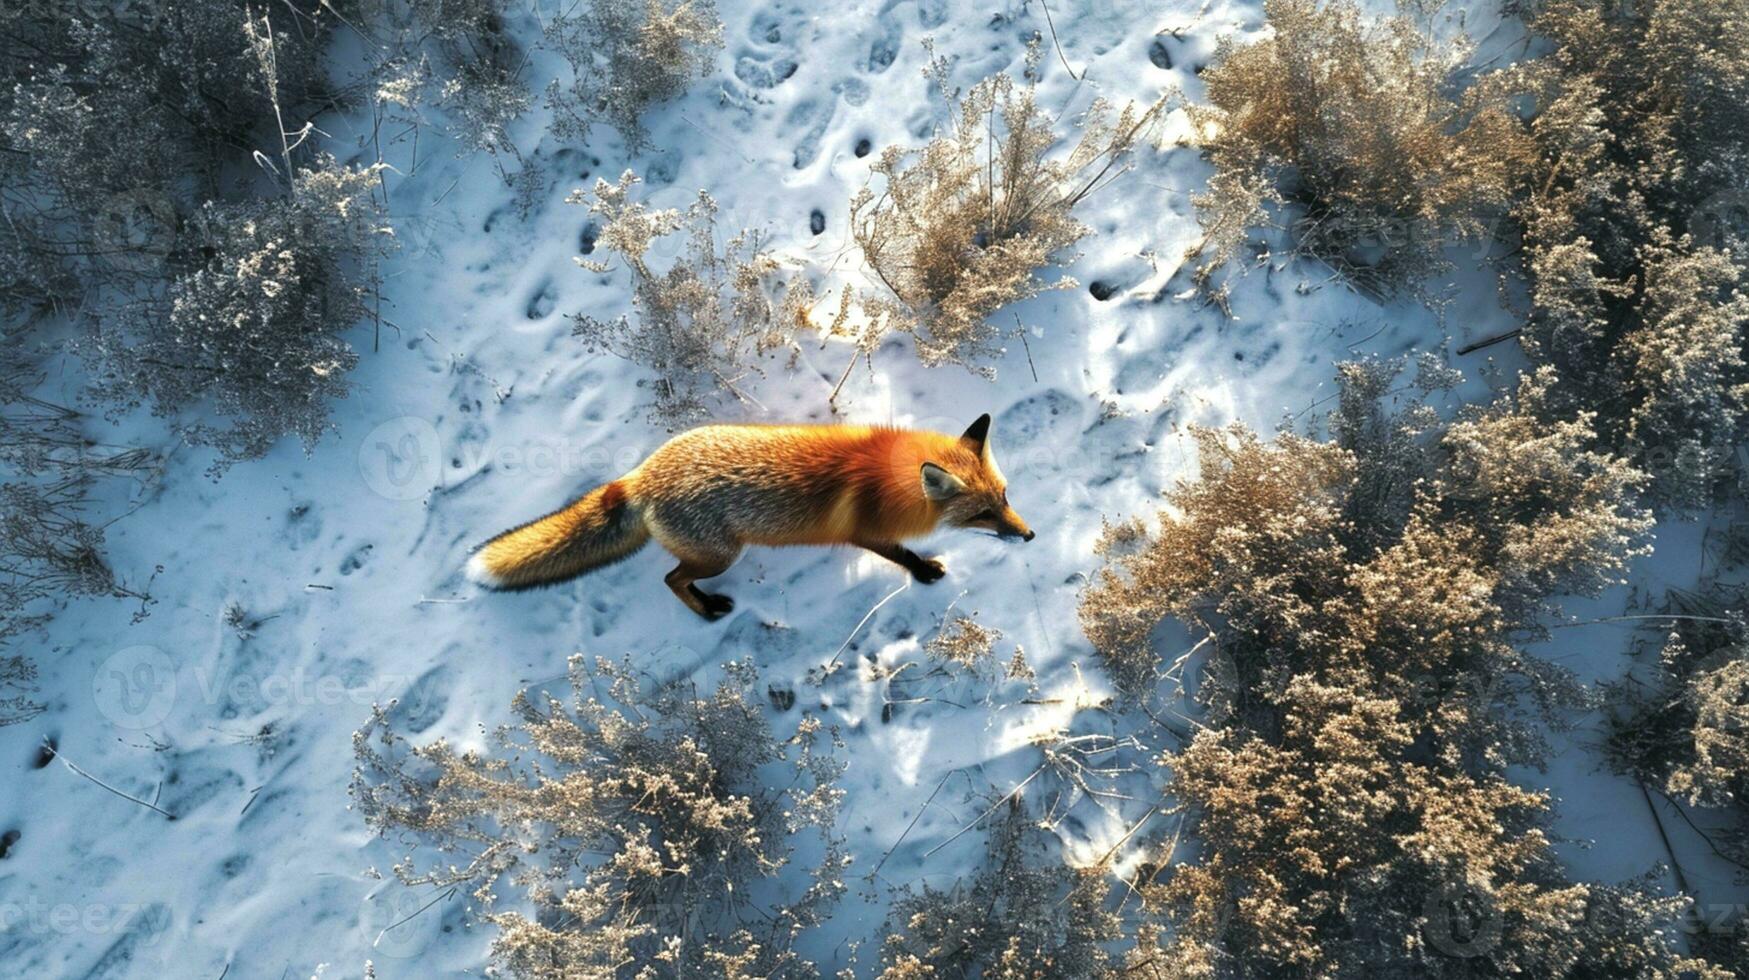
998,508 -> 1035,541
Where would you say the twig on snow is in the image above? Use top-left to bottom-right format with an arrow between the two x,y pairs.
50,741 -> 175,820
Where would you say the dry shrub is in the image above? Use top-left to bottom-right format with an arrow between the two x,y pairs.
1,1 -> 337,320
354,0 -> 533,196
1609,588 -> 1749,836
1188,0 -> 1533,297
877,800 -> 1118,980
370,0 -> 717,180
1078,361 -> 1712,976
1664,636 -> 1749,811
851,44 -> 1164,373
544,0 -> 723,152
0,367 -> 154,617
1080,426 -> 1353,701
1435,368 -> 1654,615
436,57 -> 532,160
0,654 -> 41,728
1619,242 -> 1749,503
4,4 -> 393,470
353,0 -> 513,48
0,366 -> 155,722
1605,587 -> 1749,970
82,158 -> 392,470
1504,0 -> 1749,506
571,170 -> 815,425
353,656 -> 845,979
925,615 -> 1001,674
1185,0 -> 1749,502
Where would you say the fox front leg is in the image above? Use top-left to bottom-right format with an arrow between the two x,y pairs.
858,540 -> 946,583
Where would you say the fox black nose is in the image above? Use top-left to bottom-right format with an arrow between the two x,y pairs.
1022,530 -> 1035,542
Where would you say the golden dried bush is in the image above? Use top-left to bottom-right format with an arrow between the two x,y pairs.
544,0 -> 723,152
1503,0 -> 1749,505
571,170 -> 817,425
924,615 -> 1001,673
851,45 -> 1164,373
352,656 -> 846,979
1185,0 -> 1749,501
1606,587 -> 1749,970
1187,0 -> 1533,296
1666,641 -> 1749,809
1078,361 -> 1709,976
876,801 -> 1118,980
1610,589 -> 1749,820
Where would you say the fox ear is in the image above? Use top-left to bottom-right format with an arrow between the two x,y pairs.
960,414 -> 992,453
920,462 -> 966,501
960,413 -> 1003,483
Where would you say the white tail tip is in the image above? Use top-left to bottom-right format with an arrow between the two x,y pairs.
465,550 -> 503,589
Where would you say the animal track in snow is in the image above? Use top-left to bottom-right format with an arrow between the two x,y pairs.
999,388 -> 1081,443
338,542 -> 373,576
525,280 -> 556,320
392,664 -> 454,734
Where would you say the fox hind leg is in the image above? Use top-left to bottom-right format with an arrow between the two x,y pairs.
664,552 -> 739,620
858,540 -> 946,583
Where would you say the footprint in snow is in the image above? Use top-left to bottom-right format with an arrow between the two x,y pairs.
525,279 -> 556,320
998,388 -> 1082,443
392,664 -> 453,735
867,16 -> 902,73
339,543 -> 373,576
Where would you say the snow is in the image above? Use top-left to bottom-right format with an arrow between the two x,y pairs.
3,0 -> 1732,976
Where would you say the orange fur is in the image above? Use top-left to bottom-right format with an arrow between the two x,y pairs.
466,417 -> 1032,618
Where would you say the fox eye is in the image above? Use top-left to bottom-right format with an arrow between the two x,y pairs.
971,509 -> 996,521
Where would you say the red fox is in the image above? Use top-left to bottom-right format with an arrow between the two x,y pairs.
465,414 -> 1033,618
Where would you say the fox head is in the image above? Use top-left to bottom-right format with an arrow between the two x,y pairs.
920,414 -> 1035,541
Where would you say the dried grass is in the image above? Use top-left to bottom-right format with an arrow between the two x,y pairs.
852,44 -> 1165,373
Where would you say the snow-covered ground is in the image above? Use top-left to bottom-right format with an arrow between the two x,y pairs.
4,0 -> 1734,976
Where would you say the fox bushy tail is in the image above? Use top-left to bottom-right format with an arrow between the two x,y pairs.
465,480 -> 649,590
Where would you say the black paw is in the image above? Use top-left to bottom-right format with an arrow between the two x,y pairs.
699,592 -> 735,620
911,557 -> 947,584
